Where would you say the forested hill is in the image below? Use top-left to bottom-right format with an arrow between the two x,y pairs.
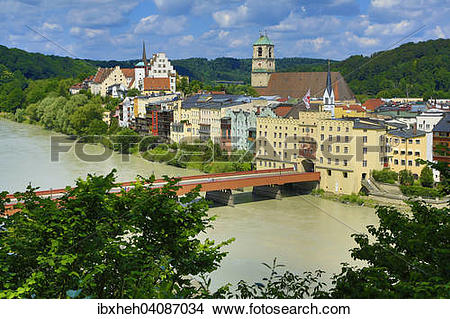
0,45 -> 95,80
88,57 -> 329,83
283,39 -> 449,99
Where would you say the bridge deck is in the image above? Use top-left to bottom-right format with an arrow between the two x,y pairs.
3,169 -> 320,213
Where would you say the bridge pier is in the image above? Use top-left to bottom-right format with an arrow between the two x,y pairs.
252,185 -> 282,200
205,189 -> 234,206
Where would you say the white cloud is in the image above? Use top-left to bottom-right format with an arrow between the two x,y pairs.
178,34 -> 194,46
371,0 -> 401,8
213,5 -> 248,28
42,22 -> 62,32
296,37 -> 330,52
345,31 -> 380,47
134,15 -> 187,35
365,20 -> 414,36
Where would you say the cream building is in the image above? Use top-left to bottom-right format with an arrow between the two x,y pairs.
387,128 -> 429,177
90,66 -> 128,97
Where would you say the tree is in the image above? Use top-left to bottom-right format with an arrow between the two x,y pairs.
127,88 -> 140,97
419,165 -> 434,187
399,169 -> 414,186
0,171 -> 232,298
112,128 -> 142,154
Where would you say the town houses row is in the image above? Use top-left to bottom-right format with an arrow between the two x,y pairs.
70,35 -> 450,195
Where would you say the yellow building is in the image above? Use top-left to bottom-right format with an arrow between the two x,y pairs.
315,118 -> 388,194
387,128 -> 428,177
256,112 -> 391,194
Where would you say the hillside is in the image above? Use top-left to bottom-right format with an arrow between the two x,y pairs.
0,45 -> 95,80
284,39 -> 450,99
89,57 -> 329,83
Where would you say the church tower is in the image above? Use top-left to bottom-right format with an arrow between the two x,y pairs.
251,33 -> 275,87
323,60 -> 335,117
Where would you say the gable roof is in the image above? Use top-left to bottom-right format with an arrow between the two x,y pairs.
121,68 -> 135,78
93,68 -> 113,84
143,77 -> 171,91
273,105 -> 293,117
254,72 -> 355,101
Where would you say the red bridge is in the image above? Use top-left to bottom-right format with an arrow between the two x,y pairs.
3,168 -> 320,212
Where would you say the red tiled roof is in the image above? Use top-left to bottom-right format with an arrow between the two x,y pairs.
144,77 -> 171,91
210,91 -> 226,95
128,78 -> 135,89
336,104 -> 365,112
274,105 -> 293,117
70,83 -> 83,89
363,98 -> 384,111
121,68 -> 135,78
93,68 -> 113,84
84,75 -> 94,82
254,72 -> 355,101
277,98 -> 288,102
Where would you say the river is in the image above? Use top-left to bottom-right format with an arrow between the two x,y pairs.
0,118 -> 378,290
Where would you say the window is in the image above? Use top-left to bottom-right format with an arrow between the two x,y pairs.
336,135 -> 341,142
408,139 -> 413,144
401,150 -> 406,155
408,160 -> 413,166
401,160 -> 406,165
321,126 -> 324,131
335,158 -> 339,165
279,142 -> 282,148
320,157 -> 323,163
415,151 -> 420,156
345,136 -> 349,142
408,151 -> 413,155
363,147 -> 367,154
328,145 -> 332,152
328,135 -> 332,141
415,139 -> 420,144
284,152 -> 287,159
321,134 -> 324,141
328,158 -> 331,164
327,169 -> 331,176
273,151 -> 277,156
279,133 -> 281,138
336,146 -> 340,153
362,136 -> 368,143
294,134 -> 297,139
363,160 -> 367,167
265,132 -> 267,137
329,126 -> 333,131
337,127 -> 341,132
394,159 -> 398,165
346,127 -> 349,132
344,147 -> 348,153
274,132 -> 276,138
321,145 -> 324,151
344,160 -> 348,166
401,139 -> 406,144
258,47 -> 262,57
393,150 -> 398,155
343,172 -> 348,178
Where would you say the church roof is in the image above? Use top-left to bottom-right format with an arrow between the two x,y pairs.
135,61 -> 145,67
254,72 -> 355,101
253,35 -> 274,46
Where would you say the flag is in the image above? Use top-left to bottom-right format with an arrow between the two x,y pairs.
303,89 -> 311,109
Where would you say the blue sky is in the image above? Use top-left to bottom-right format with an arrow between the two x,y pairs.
1,0 -> 448,61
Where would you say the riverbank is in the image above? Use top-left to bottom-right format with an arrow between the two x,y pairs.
311,189 -> 410,211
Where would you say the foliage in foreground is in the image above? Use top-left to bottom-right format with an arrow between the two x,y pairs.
0,171 -> 232,298
1,162 -> 449,298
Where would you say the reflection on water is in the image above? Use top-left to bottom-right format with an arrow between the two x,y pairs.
0,118 -> 379,290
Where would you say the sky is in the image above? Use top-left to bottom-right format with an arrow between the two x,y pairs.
1,0 -> 448,61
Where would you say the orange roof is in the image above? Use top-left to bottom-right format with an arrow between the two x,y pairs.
210,91 -> 226,95
93,68 -> 113,84
128,78 -> 135,89
144,77 -> 171,91
70,83 -> 83,89
121,68 -> 135,78
336,104 -> 366,112
274,105 -> 293,117
363,98 -> 384,111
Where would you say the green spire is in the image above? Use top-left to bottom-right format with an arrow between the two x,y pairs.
253,34 -> 274,46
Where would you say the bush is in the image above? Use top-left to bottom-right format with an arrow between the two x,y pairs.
400,185 -> 444,199
399,169 -> 415,186
339,193 -> 365,205
372,169 -> 398,184
419,166 -> 434,188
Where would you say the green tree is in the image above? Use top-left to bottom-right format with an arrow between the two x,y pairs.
112,128 -> 142,154
0,171 -> 232,298
127,88 -> 140,97
399,169 -> 414,186
419,165 -> 434,188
